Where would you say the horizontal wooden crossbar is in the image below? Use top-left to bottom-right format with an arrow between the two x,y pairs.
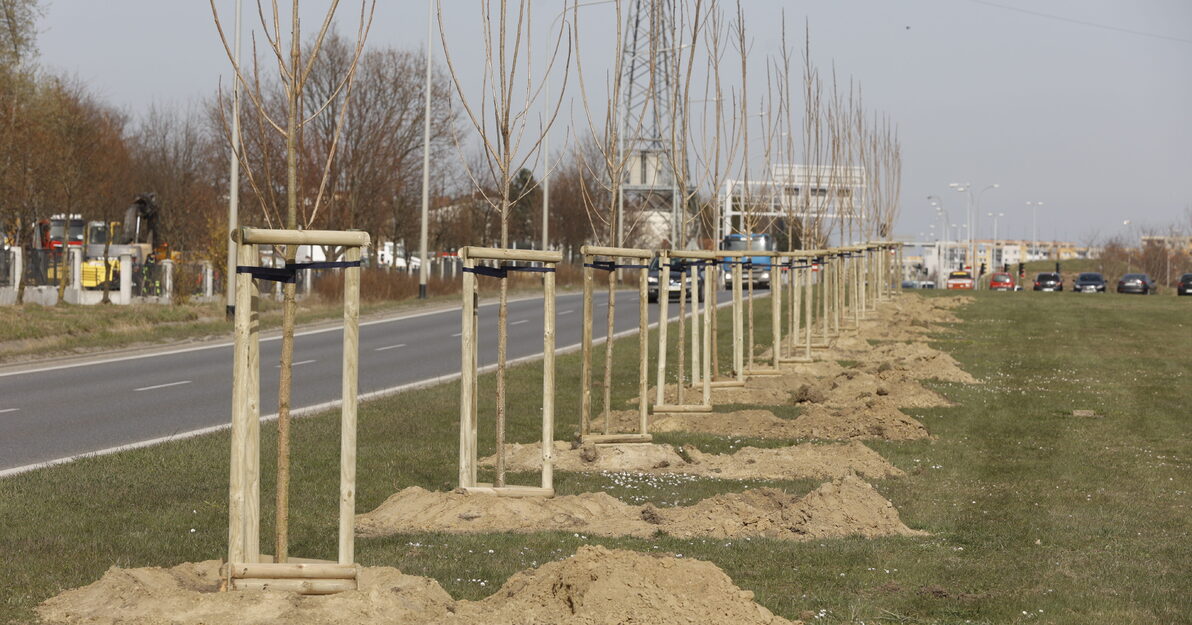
581,433 -> 653,444
228,562 -> 358,580
232,227 -> 370,247
580,245 -> 653,259
230,578 -> 357,594
459,486 -> 555,497
460,247 -> 562,262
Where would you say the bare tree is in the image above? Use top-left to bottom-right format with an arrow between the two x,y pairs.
437,0 -> 570,487
210,0 -> 375,563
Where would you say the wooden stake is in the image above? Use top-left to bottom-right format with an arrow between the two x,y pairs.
733,261 -> 744,382
771,258 -> 781,368
655,251 -> 669,407
638,263 -> 649,435
579,254 -> 594,436
339,244 -> 361,566
602,263 -> 615,434
459,252 -> 476,488
542,260 -> 556,490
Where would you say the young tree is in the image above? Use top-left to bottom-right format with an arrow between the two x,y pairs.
437,0 -> 570,487
211,0 -> 375,562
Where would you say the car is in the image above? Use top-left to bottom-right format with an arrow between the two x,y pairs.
1033,272 -> 1062,291
1072,272 -> 1107,293
989,272 -> 1015,291
1177,273 -> 1192,296
919,280 -> 936,289
1117,273 -> 1155,295
646,257 -> 706,303
945,270 -> 974,290
901,280 -> 917,289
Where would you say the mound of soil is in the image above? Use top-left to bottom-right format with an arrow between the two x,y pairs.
356,474 -> 922,542
790,368 -> 951,410
450,545 -> 793,625
653,473 -> 927,540
483,440 -> 904,480
356,487 -> 645,538
856,342 -> 978,384
38,547 -> 794,625
37,560 -> 455,625
652,406 -> 930,441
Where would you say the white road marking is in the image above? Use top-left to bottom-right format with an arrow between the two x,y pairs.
0,408 -> 18,414
451,332 -> 462,337
559,309 -> 574,315
374,344 -> 407,352
277,359 -> 317,367
134,380 -> 192,392
511,319 -> 529,325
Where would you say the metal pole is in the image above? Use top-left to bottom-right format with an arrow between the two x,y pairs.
225,0 -> 242,320
418,0 -> 433,299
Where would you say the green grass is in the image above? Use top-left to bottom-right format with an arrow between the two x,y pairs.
2,290 -> 1191,624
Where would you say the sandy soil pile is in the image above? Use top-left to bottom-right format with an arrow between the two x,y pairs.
651,405 -> 930,441
37,560 -> 456,625
355,473 -> 921,542
38,547 -> 794,625
846,341 -> 978,384
447,545 -> 793,625
795,367 -> 951,410
482,439 -> 904,480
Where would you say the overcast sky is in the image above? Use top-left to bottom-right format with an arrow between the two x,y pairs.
33,0 -> 1192,245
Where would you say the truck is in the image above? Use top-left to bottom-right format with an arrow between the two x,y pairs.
720,232 -> 774,288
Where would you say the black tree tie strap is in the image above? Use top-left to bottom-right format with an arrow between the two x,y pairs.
463,263 -> 556,279
585,260 -> 651,272
237,260 -> 362,283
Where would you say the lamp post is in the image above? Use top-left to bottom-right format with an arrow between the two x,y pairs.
928,195 -> 948,272
988,211 -> 1004,269
417,0 -> 434,298
949,182 -> 998,273
1025,201 -> 1044,262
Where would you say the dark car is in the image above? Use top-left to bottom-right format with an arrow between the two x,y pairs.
646,258 -> 706,303
1178,273 -> 1192,296
1033,272 -> 1062,291
1072,272 -> 1107,293
1117,273 -> 1155,294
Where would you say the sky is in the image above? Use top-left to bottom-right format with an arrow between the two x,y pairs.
32,0 -> 1192,246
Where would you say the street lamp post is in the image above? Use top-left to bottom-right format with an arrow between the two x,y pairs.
1026,201 -> 1044,262
988,211 -> 1004,269
418,0 -> 434,299
928,195 -> 948,273
949,182 -> 998,275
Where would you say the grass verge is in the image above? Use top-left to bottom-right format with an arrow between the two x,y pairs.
2,290 -> 1190,624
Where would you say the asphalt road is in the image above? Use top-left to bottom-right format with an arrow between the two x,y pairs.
0,288 -> 736,474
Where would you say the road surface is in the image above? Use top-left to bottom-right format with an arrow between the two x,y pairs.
0,288 -> 739,475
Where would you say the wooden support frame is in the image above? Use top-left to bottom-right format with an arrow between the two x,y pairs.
226,227 -> 368,594
458,246 -> 560,497
653,250 -> 716,414
776,250 -> 820,364
579,245 -> 654,444
733,250 -> 782,377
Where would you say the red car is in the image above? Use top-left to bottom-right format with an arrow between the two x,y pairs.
989,272 -> 1015,291
945,270 -> 975,290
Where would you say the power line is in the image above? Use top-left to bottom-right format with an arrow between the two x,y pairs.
967,0 -> 1192,45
